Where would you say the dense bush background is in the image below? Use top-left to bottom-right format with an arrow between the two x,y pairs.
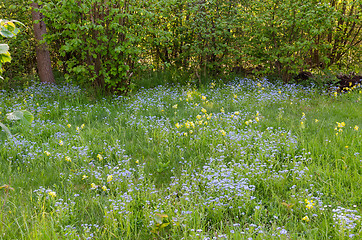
1,0 -> 361,89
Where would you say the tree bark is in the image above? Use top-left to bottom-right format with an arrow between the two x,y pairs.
31,2 -> 55,83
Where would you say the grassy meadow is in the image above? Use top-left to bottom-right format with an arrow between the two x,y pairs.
0,78 -> 361,239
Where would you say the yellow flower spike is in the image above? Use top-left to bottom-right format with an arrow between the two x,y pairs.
59,140 -> 64,146
172,104 -> 178,109
235,111 -> 240,115
201,96 -> 206,101
201,108 -> 207,113
315,119 -> 319,123
255,117 -> 259,122
220,107 -> 225,113
97,154 -> 103,161
44,151 -> 51,156
136,160 -> 139,164
345,146 -> 348,149
82,175 -> 88,180
107,175 -> 113,182
67,124 -> 71,128
233,94 -> 237,99
219,130 -> 226,136
354,125 -> 359,131
102,186 -> 107,191
302,216 -> 310,222
81,124 -> 85,129
91,183 -> 97,189
257,82 -> 261,87
65,156 -> 71,162
175,123 -> 181,128
48,191 -> 56,198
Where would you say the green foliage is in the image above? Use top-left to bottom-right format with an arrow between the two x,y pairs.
0,110 -> 34,142
0,19 -> 22,77
1,0 -> 361,87
42,0 -> 144,92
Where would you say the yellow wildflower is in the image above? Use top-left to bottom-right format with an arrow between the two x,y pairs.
44,151 -> 51,156
102,186 -> 107,191
305,199 -> 315,209
201,108 -> 207,113
354,125 -> 359,131
48,191 -> 56,198
65,156 -> 71,162
107,175 -> 113,182
97,154 -> 103,161
67,124 -> 71,128
302,216 -> 310,222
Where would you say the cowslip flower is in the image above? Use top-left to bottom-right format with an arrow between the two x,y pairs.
305,199 -> 315,209
48,191 -> 56,198
107,175 -> 113,182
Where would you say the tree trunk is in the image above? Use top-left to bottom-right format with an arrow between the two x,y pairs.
31,2 -> 55,83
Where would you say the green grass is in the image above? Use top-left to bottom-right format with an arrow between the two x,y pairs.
0,78 -> 361,239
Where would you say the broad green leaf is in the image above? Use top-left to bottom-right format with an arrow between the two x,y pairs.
6,110 -> 34,125
0,44 -> 9,54
0,122 -> 11,136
